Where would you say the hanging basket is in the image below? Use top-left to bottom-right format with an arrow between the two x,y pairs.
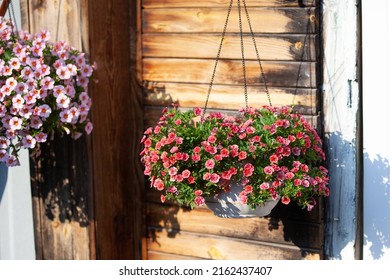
205,183 -> 280,218
139,0 -> 330,217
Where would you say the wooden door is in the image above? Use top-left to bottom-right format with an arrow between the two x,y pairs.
141,0 -> 324,260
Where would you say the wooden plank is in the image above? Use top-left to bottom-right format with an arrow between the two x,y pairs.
88,0 -> 144,259
148,251 -> 204,260
143,82 -> 317,114
145,188 -> 322,223
143,58 -> 318,88
143,106 -> 319,130
29,135 -> 91,260
146,202 -> 323,249
22,0 -> 92,260
143,34 -> 317,61
147,228 -> 321,259
142,8 -> 317,34
143,0 -> 317,8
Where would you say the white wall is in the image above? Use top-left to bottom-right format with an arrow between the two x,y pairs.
362,0 -> 390,260
0,150 -> 35,260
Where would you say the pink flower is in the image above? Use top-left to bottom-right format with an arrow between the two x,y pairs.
160,195 -> 166,203
260,182 -> 270,190
300,164 -> 309,172
168,167 -> 178,176
209,173 -> 220,183
220,148 -> 229,157
182,169 -> 191,178
269,154 -> 278,163
195,196 -> 205,206
281,196 -> 291,205
85,121 -> 93,134
285,172 -> 295,180
194,190 -> 203,196
207,135 -> 216,143
243,163 -> 254,177
187,176 -> 195,184
294,179 -> 302,186
264,166 -> 274,175
205,159 -> 215,169
193,107 -> 202,116
238,151 -> 247,160
244,185 -> 253,194
203,172 -> 211,180
191,153 -> 200,162
153,178 -> 165,190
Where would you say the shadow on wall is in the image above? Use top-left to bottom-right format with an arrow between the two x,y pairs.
364,153 -> 390,259
29,135 -> 91,227
324,131 -> 390,259
0,164 -> 8,204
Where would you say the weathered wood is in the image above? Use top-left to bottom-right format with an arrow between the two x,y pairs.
146,202 -> 323,249
143,82 -> 317,114
143,58 -> 318,88
0,0 -> 10,17
143,0 -> 317,8
147,228 -> 321,259
322,0 -> 359,259
21,0 -> 92,260
143,34 -> 317,61
141,0 -> 323,261
143,106 -> 319,130
88,0 -> 144,259
146,188 -> 322,223
29,135 -> 91,260
143,8 -> 317,34
148,251 -> 203,260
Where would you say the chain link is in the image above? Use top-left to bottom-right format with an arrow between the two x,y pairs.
203,0 -> 234,118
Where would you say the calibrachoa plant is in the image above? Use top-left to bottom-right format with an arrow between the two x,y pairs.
0,17 -> 95,166
140,104 -> 330,211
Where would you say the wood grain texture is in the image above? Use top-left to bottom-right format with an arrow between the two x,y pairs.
148,251 -> 204,260
141,0 -> 323,260
88,0 -> 144,259
21,0 -> 92,260
143,0 -> 317,8
143,106 -> 319,131
143,58 -> 317,88
147,229 -> 321,259
146,202 -> 323,249
143,34 -> 317,61
142,8 -> 317,34
143,82 -> 317,114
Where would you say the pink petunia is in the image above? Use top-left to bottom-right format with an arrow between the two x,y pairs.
264,166 -> 274,175
238,151 -> 247,161
153,178 -> 165,190
194,196 -> 205,206
205,159 -> 215,169
281,196 -> 291,205
209,173 -> 220,183
260,182 -> 270,190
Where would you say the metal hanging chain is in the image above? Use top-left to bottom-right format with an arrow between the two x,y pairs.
242,0 -> 271,107
237,0 -> 249,111
203,0 -> 234,118
204,0 -> 272,116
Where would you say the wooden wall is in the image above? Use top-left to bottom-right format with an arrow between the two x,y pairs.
141,0 -> 324,259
